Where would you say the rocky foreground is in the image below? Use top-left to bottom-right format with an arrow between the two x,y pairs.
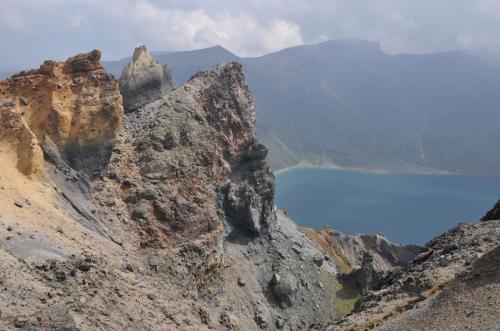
0,46 -> 498,330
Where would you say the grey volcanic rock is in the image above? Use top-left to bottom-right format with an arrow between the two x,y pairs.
4,47 -> 498,331
303,227 -> 420,275
117,58 -> 344,325
326,217 -> 500,331
98,60 -> 342,328
332,231 -> 420,272
481,199 -> 500,221
378,245 -> 500,331
270,271 -> 298,308
107,61 -> 273,245
119,45 -> 176,112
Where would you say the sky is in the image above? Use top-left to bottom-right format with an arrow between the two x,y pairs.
1,0 -> 500,68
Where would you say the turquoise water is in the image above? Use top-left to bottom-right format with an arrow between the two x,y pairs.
275,168 -> 500,245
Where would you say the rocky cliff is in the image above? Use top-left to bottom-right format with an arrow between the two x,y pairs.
0,50 -> 123,176
0,46 -> 498,331
320,216 -> 500,330
302,227 -> 421,293
0,47 -> 346,330
106,61 -> 274,246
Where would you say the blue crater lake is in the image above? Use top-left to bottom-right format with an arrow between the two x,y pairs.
275,168 -> 500,245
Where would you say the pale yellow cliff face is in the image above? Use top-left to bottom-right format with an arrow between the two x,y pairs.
0,106 -> 44,177
0,49 -> 123,174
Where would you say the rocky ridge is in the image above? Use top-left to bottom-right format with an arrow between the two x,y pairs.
302,227 -> 421,294
320,216 -> 500,330
0,46 -> 498,331
302,227 -> 420,274
0,47 -> 350,330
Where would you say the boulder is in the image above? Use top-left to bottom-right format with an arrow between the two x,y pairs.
270,273 -> 298,308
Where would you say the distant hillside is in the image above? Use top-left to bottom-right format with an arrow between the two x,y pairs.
104,40 -> 500,179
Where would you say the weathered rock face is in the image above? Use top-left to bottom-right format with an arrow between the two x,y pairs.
0,50 -> 123,176
4,47 -> 497,331
0,103 -> 44,177
92,59 -> 342,328
99,62 -> 275,247
325,218 -> 500,331
119,45 -> 176,112
377,245 -> 500,331
303,227 -> 420,274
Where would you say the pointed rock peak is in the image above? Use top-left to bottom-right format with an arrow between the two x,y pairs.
132,44 -> 151,62
119,44 -> 176,112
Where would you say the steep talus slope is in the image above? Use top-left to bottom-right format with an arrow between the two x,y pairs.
378,245 -> 500,331
321,217 -> 500,330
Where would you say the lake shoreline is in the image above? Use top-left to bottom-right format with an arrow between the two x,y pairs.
274,164 -> 500,244
274,160 -> 455,177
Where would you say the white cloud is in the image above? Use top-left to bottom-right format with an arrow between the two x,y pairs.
260,19 -> 303,54
124,1 -> 303,56
2,0 -> 500,66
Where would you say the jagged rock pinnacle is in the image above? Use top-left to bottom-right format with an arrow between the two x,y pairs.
119,44 -> 176,112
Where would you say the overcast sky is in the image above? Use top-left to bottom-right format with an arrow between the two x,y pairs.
2,0 -> 500,68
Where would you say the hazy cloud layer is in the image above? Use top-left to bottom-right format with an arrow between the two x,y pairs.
1,0 -> 500,67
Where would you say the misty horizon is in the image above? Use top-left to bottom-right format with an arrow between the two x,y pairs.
2,0 -> 500,67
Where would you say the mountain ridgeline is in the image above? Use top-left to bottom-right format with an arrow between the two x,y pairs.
104,40 -> 500,178
0,45 -> 499,330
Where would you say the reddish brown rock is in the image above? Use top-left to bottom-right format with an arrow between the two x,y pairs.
98,62 -> 275,247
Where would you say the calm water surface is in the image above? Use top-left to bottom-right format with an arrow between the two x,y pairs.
275,168 -> 500,244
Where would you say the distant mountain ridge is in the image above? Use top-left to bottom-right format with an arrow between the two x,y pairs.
104,40 -> 500,178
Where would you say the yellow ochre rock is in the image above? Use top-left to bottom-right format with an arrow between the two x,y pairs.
0,49 -> 123,176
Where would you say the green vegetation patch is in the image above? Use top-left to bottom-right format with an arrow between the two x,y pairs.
316,271 -> 360,322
